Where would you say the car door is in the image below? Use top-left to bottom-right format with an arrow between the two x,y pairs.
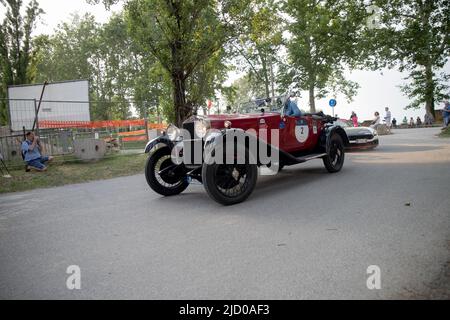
281,115 -> 318,153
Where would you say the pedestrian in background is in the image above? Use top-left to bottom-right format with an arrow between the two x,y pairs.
370,112 -> 381,129
350,111 -> 358,127
402,116 -> 408,126
384,107 -> 392,132
392,118 -> 397,128
426,112 -> 434,126
416,116 -> 422,127
424,113 -> 430,126
442,101 -> 450,129
409,117 -> 415,128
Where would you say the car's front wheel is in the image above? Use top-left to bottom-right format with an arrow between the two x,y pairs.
323,133 -> 345,173
202,161 -> 258,206
145,147 -> 189,196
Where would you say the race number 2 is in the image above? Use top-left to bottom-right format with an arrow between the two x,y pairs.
295,125 -> 309,143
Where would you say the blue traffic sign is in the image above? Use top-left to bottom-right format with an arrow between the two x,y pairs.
329,99 -> 337,107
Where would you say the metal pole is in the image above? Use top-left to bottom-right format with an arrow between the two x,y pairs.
32,81 -> 47,132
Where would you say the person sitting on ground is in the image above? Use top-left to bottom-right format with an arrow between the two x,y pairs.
21,131 -> 53,172
370,112 -> 381,129
284,93 -> 301,117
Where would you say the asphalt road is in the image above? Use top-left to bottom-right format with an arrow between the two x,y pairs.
1,127 -> 449,299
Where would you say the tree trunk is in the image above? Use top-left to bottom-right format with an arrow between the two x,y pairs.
172,74 -> 188,127
424,63 -> 435,117
260,52 -> 270,99
269,57 -> 275,98
309,85 -> 316,113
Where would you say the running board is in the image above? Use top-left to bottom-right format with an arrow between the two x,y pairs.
296,153 -> 327,162
282,152 -> 327,164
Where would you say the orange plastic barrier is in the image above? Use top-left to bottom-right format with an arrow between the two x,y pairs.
118,130 -> 147,137
39,120 -> 166,130
122,136 -> 148,142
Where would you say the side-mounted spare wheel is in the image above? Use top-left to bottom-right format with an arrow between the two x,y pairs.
323,133 -> 345,173
145,147 -> 189,196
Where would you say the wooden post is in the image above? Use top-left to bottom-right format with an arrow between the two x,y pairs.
34,99 -> 40,136
144,102 -> 149,143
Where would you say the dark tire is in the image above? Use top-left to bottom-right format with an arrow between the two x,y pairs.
323,134 -> 345,173
145,147 -> 189,196
202,163 -> 258,206
202,153 -> 258,206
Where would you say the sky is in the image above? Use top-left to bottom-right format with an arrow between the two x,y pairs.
1,0 -> 449,121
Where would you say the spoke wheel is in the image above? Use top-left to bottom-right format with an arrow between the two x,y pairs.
145,148 -> 189,196
202,152 -> 258,206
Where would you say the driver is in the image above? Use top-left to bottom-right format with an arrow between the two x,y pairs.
284,93 -> 301,117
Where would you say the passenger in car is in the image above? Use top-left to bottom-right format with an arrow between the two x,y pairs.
284,93 -> 301,117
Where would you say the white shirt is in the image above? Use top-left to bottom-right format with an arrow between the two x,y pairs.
385,110 -> 392,122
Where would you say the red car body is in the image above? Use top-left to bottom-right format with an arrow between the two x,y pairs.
144,110 -> 349,205
205,113 -> 324,154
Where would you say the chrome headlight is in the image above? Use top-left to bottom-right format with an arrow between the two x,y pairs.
194,120 -> 209,138
166,124 -> 181,141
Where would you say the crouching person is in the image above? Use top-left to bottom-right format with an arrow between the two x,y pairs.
21,132 -> 53,172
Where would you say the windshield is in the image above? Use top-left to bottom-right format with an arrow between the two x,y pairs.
234,97 -> 285,114
334,119 -> 351,128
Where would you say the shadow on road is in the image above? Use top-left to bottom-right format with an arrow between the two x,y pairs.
149,161 -> 348,209
370,144 -> 443,153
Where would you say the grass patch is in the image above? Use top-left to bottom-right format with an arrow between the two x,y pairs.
439,126 -> 450,137
0,153 -> 147,194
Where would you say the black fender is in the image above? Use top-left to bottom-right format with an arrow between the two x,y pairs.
144,135 -> 174,154
203,128 -> 278,166
320,125 -> 350,152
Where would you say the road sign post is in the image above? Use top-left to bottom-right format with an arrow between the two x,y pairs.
329,99 -> 337,117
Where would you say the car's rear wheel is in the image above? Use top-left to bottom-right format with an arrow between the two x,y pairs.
145,147 -> 189,196
323,134 -> 345,173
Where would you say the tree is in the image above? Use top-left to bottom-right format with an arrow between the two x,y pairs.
230,0 -> 283,99
0,0 -> 43,125
92,0 -> 246,126
283,0 -> 367,112
31,13 -> 150,120
369,0 -> 449,116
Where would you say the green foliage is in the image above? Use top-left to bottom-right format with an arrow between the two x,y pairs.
283,0 -> 367,112
30,12 -> 168,120
3,0 -> 446,125
91,0 -> 247,125
368,0 -> 449,115
230,0 -> 284,99
124,0 -> 235,125
0,0 -> 43,125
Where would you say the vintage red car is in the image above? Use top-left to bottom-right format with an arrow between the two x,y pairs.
144,90 -> 349,205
